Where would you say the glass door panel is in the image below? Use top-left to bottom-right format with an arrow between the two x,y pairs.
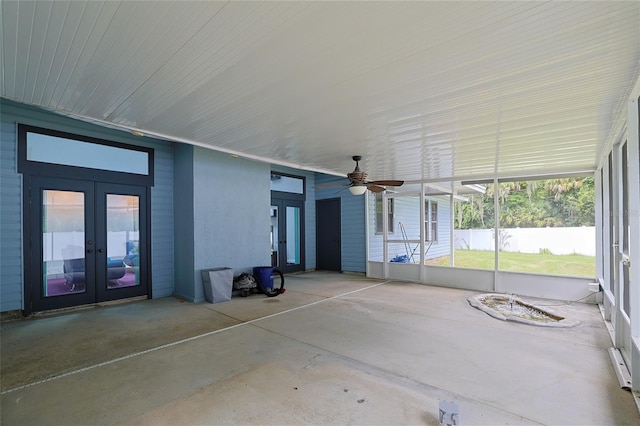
43,190 -> 86,297
286,206 -> 301,267
106,194 -> 140,289
621,142 -> 631,317
271,198 -> 304,273
270,205 -> 278,267
96,183 -> 148,302
30,177 -> 96,312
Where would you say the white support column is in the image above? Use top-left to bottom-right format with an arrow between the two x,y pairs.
594,169 -> 604,297
365,190 -> 370,277
593,168 -> 606,308
493,177 -> 500,293
603,157 -> 614,311
450,193 -> 455,267
382,192 -> 389,280
419,185 -> 426,283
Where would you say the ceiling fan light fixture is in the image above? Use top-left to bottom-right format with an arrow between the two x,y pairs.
348,185 -> 367,195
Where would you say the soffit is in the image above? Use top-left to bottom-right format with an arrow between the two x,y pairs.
2,1 -> 638,182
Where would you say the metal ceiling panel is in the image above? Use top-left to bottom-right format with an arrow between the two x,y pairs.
2,1 -> 638,183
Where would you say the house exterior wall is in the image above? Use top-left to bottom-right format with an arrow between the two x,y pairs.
173,144 -> 195,301
0,99 -> 342,310
192,147 -> 271,302
270,166 -> 317,271
0,109 -> 23,311
0,98 -> 175,312
430,198 -> 452,259
368,193 -> 451,263
314,174 -> 366,273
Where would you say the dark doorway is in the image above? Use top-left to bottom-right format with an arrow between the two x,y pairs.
316,198 -> 341,271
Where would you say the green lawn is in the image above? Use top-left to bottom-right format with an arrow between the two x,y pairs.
427,250 -> 596,277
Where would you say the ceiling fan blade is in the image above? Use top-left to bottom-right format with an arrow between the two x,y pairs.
367,184 -> 386,193
368,180 -> 404,186
314,183 -> 350,189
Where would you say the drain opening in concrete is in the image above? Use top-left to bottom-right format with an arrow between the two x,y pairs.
468,293 -> 579,327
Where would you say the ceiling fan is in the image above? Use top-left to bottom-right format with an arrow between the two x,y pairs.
317,156 -> 404,195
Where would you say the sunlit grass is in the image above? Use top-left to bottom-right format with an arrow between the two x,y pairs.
427,250 -> 596,277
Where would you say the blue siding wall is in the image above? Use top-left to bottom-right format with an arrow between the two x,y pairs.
0,117 -> 23,311
314,174 -> 366,272
173,144 -> 195,301
0,99 -> 175,311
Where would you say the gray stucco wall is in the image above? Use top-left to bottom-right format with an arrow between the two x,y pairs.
191,148 -> 271,302
0,98 -> 175,311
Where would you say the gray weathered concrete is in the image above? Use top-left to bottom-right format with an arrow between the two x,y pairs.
1,272 -> 638,425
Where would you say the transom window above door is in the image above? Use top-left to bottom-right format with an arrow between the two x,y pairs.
18,124 -> 154,186
270,173 -> 304,194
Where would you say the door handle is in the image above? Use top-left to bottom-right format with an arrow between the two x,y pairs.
87,249 -> 94,254
621,254 -> 631,267
98,249 -> 105,253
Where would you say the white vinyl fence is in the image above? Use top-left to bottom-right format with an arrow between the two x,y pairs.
454,227 -> 595,256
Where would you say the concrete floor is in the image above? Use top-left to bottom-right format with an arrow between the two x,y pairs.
1,272 -> 638,425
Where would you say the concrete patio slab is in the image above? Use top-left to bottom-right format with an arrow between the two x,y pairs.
1,272 -> 638,425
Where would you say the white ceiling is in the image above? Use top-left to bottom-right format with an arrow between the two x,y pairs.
2,1 -> 639,184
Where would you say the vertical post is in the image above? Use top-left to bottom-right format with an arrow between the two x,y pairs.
450,193 -> 455,267
365,190 -> 370,278
382,192 -> 388,279
419,184 -> 426,283
493,177 -> 500,293
594,169 -> 603,300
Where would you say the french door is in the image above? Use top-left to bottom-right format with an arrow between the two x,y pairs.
614,141 -> 632,364
270,198 -> 305,273
27,176 -> 148,313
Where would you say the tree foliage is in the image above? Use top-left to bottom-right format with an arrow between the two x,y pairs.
455,177 -> 595,229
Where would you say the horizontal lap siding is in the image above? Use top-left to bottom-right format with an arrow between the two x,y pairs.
1,119 -> 23,311
0,99 -> 174,311
367,194 -> 452,263
341,195 -> 366,272
427,198 -> 451,259
368,192 -> 383,261
314,174 -> 366,272
150,148 -> 174,297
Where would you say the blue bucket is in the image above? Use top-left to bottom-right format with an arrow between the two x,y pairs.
390,254 -> 410,263
253,266 -> 274,290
